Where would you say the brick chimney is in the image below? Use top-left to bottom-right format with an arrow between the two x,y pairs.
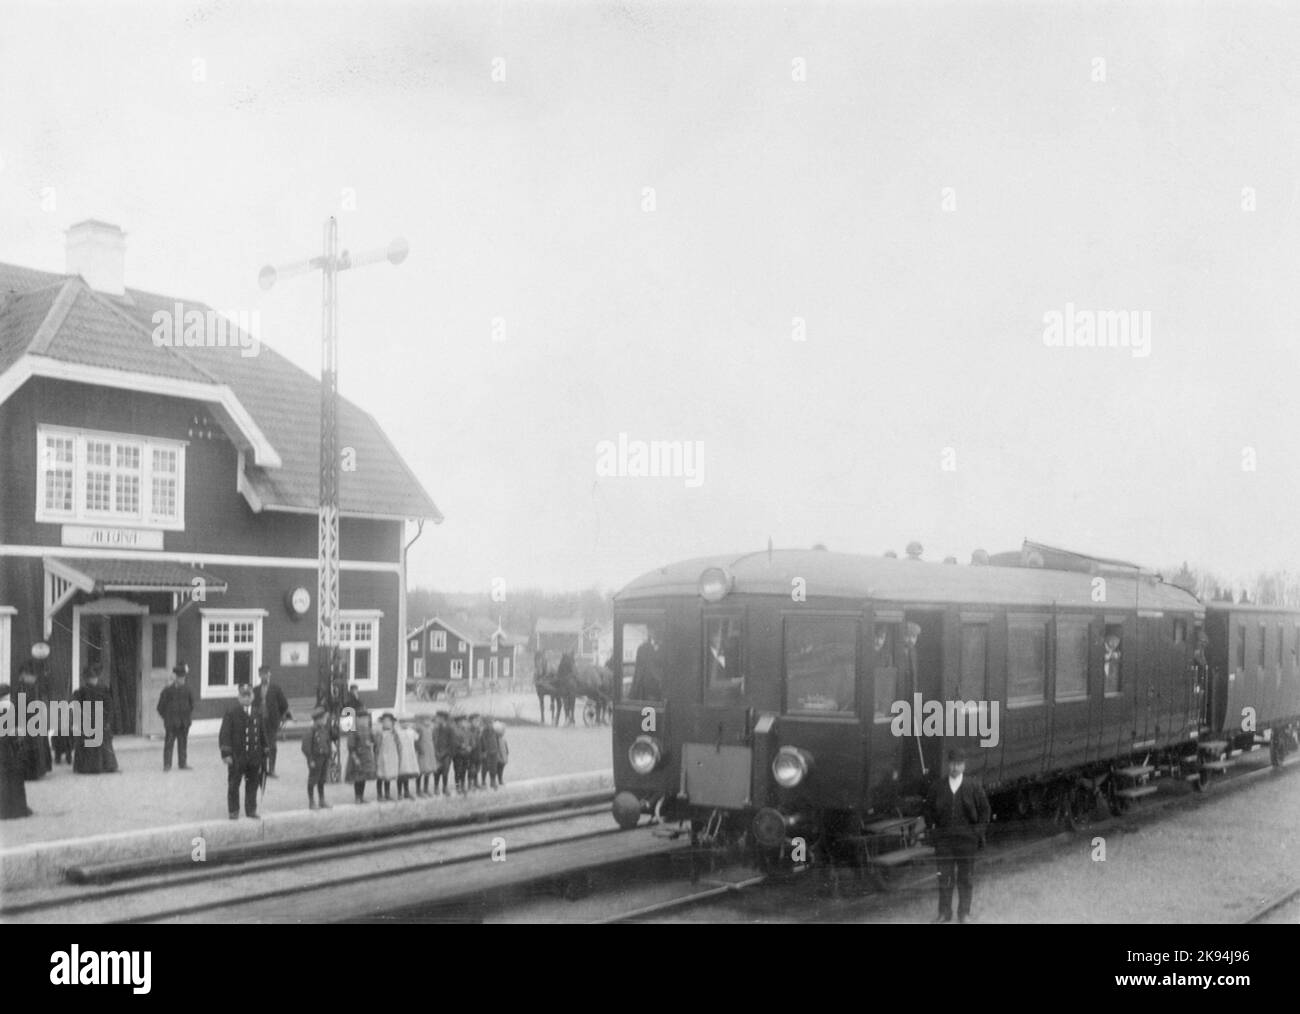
66,220 -> 126,296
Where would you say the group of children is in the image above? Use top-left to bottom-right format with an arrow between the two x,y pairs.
304,708 -> 509,807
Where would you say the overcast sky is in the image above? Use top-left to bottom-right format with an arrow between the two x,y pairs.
3,0 -> 1300,594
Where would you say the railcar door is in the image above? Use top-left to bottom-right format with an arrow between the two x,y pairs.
611,612 -> 670,795
773,610 -> 864,812
1100,614 -> 1133,756
999,611 -> 1052,784
682,606 -> 754,810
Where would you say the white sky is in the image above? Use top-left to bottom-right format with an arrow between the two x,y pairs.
3,0 -> 1300,593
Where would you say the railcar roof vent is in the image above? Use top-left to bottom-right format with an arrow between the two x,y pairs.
970,549 -> 990,565
905,541 -> 923,560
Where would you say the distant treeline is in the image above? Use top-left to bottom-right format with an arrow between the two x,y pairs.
1164,563 -> 1300,607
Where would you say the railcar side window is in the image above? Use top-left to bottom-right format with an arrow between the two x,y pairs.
1258,623 -> 1266,667
873,621 -> 902,720
1007,615 -> 1049,706
620,621 -> 666,702
703,616 -> 744,704
785,616 -> 857,714
1055,616 -> 1090,700
1172,619 -> 1186,645
1278,623 -> 1285,667
1237,625 -> 1246,671
958,624 -> 987,700
1103,624 -> 1123,694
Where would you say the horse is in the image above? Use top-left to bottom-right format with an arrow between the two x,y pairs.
534,651 -> 563,726
554,651 -> 579,725
570,659 -> 614,724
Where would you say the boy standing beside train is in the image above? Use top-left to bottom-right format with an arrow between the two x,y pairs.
925,747 -> 991,924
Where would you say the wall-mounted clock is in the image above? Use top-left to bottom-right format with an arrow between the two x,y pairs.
287,586 -> 311,618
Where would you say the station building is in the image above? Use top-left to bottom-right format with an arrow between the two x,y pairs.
0,220 -> 441,734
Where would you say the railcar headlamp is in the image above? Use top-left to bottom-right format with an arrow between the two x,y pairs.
628,735 -> 662,775
772,746 -> 814,788
698,566 -> 733,602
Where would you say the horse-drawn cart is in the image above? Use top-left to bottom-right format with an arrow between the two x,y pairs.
406,677 -> 468,702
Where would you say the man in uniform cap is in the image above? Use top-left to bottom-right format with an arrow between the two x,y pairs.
157,663 -> 195,771
0,685 -> 33,819
219,684 -> 267,819
302,705 -> 333,809
924,747 -> 991,923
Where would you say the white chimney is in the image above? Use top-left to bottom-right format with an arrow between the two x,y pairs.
66,220 -> 126,296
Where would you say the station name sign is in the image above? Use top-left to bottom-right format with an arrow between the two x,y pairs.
61,525 -> 164,551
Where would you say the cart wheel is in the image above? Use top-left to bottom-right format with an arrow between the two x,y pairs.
583,701 -> 597,726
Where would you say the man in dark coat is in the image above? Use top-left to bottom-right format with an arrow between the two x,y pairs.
630,629 -> 664,700
72,665 -> 118,774
925,747 -> 991,923
433,710 -> 453,796
15,663 -> 52,780
219,683 -> 267,819
0,685 -> 33,819
157,663 -> 195,771
302,705 -> 333,809
257,665 -> 292,778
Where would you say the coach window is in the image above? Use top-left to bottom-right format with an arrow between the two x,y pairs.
1056,616 -> 1090,700
1007,614 -> 1049,707
703,616 -> 744,704
958,624 -> 988,700
620,620 -> 666,702
1258,623 -> 1267,668
1278,623 -> 1285,668
1236,624 -> 1246,671
1103,624 -> 1123,694
1172,619 -> 1187,645
785,615 -> 857,714
873,620 -> 903,720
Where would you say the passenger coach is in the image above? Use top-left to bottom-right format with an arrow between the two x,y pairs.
610,544 -> 1222,857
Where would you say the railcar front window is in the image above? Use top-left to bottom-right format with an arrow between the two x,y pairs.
703,616 -> 744,704
620,621 -> 666,702
785,616 -> 857,714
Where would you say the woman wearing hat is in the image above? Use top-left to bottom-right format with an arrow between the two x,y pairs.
0,685 -> 33,818
15,663 -> 52,780
72,664 -> 118,774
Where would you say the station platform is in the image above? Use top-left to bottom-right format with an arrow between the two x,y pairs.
0,715 -> 613,893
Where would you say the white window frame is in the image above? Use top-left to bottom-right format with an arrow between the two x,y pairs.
490,656 -> 499,680
413,657 -> 425,679
431,630 -> 447,653
200,608 -> 267,699
337,609 -> 382,692
476,657 -> 485,679
0,607 -> 14,685
503,656 -> 512,677
450,658 -> 464,679
36,424 -> 187,530
458,639 -> 466,653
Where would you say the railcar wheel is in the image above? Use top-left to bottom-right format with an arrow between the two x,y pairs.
1066,784 -> 1101,832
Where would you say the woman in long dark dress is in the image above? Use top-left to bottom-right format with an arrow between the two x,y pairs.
72,665 -> 119,774
0,685 -> 33,819
15,664 -> 52,780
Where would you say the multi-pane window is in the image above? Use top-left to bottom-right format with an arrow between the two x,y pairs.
450,658 -> 463,679
338,614 -> 379,690
431,630 -> 447,652
784,615 -> 856,714
37,426 -> 184,527
413,657 -> 425,679
1008,614 -> 1049,705
1055,616 -> 1090,700
201,610 -> 263,697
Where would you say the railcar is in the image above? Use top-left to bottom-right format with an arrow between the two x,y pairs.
609,543 -> 1257,862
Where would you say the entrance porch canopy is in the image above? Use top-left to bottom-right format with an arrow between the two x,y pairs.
43,557 -> 228,638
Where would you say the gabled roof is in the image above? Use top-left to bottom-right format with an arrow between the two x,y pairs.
408,615 -> 510,647
0,262 -> 440,521
535,617 -> 585,634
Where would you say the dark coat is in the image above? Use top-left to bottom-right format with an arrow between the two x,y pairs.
262,683 -> 291,729
219,703 -> 268,767
480,723 -> 501,764
926,775 -> 991,852
0,724 -> 31,818
433,721 -> 454,764
630,643 -> 663,700
345,715 -> 377,781
16,676 -> 53,780
157,683 -> 194,728
301,723 -> 333,767
72,682 -> 118,774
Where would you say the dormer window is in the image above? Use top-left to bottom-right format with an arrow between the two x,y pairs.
36,425 -> 185,529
